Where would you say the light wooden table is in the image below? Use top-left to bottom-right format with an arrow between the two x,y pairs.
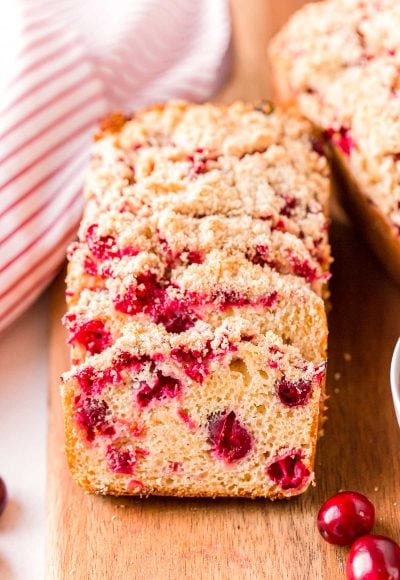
46,2 -> 400,578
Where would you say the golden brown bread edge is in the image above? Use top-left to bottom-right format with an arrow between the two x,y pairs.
269,59 -> 400,287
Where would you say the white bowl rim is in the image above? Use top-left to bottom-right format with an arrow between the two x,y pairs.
390,338 -> 400,426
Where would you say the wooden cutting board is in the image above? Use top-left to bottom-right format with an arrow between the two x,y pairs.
46,2 -> 400,578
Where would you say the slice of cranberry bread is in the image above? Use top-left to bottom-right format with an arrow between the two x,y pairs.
269,0 -> 400,285
61,101 -> 331,498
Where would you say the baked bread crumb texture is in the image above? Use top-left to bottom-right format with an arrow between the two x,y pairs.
270,0 -> 400,237
61,101 -> 330,499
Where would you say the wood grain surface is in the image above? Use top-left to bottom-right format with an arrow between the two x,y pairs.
46,1 -> 400,578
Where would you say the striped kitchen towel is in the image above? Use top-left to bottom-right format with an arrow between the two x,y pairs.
0,0 -> 231,332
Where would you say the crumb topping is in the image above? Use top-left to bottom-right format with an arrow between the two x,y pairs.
66,101 -> 330,364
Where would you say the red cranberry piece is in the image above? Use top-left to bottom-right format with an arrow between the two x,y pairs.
325,126 -> 354,156
106,445 -> 136,475
249,245 -> 276,268
99,263 -> 113,279
169,461 -> 183,473
69,319 -> 112,355
218,290 -> 249,309
0,477 -> 7,516
346,535 -> 400,580
259,291 -> 278,308
280,195 -> 297,217
267,449 -> 310,490
274,218 -> 286,231
337,127 -> 354,156
143,276 -> 197,332
155,297 -> 196,333
119,246 -> 140,257
115,273 -> 198,332
87,224 -> 119,260
190,160 -> 207,175
112,351 -> 147,372
75,396 -> 113,441
114,284 -> 142,315
83,256 -> 98,276
171,346 -> 211,383
137,372 -> 181,407
186,250 -> 203,264
137,274 -> 157,303
75,366 -> 120,395
172,342 -> 236,383
114,272 -> 164,315
276,377 -> 312,407
317,492 -> 375,546
208,411 -> 252,463
76,366 -> 98,393
86,224 -> 138,261
290,256 -> 318,283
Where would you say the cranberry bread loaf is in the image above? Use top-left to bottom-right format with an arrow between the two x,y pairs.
269,0 -> 400,285
61,101 -> 331,498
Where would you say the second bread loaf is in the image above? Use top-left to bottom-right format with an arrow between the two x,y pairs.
270,0 -> 400,285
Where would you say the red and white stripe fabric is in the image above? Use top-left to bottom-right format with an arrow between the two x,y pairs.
0,0 -> 231,332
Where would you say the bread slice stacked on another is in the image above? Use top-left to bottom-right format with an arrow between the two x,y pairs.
270,0 -> 400,285
61,101 -> 330,498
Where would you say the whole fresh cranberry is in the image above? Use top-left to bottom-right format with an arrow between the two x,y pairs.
0,477 -> 7,516
317,491 -> 375,546
346,535 -> 400,579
